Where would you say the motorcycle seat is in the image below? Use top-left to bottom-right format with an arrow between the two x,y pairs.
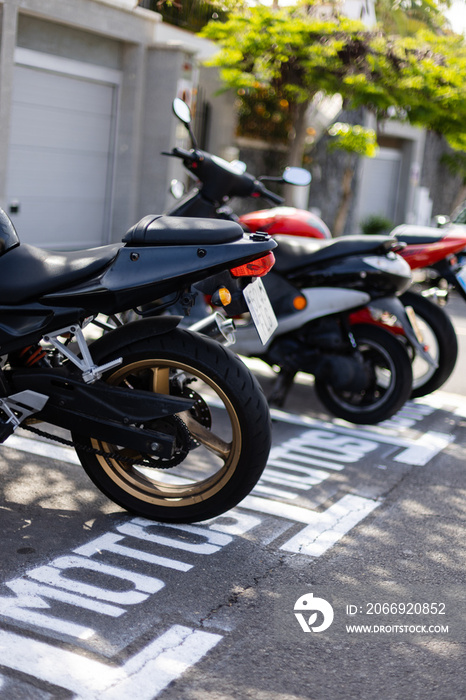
0,243 -> 121,304
272,234 -> 397,272
123,215 -> 243,245
390,224 -> 446,245
391,231 -> 445,245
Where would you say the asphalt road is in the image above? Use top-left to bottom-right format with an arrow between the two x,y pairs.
0,293 -> 465,699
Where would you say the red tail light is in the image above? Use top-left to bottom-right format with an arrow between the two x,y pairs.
230,252 -> 275,278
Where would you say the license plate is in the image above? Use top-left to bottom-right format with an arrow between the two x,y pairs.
243,278 -> 278,345
456,266 -> 466,292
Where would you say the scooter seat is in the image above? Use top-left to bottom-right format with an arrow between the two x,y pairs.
0,243 -> 121,304
123,215 -> 243,245
390,224 -> 447,245
391,231 -> 445,245
272,234 -> 397,272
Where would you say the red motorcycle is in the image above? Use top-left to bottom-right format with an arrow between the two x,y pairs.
240,208 -> 466,398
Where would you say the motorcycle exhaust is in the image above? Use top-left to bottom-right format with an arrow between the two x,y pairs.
189,311 -> 236,346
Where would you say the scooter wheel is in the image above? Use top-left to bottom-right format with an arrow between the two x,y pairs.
400,290 -> 458,398
314,324 -> 413,425
72,328 -> 271,523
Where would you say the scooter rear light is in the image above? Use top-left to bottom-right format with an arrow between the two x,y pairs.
230,252 -> 275,277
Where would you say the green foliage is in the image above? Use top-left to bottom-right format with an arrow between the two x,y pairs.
138,0 -> 228,32
375,0 -> 451,36
327,123 -> 378,157
201,5 -> 370,105
441,151 -> 466,184
200,2 -> 466,152
235,88 -> 293,143
360,214 -> 395,235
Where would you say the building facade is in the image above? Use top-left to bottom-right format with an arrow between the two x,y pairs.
0,0 -> 211,248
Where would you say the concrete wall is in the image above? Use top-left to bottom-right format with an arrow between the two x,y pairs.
16,14 -> 123,69
0,0 -> 215,245
420,131 -> 466,218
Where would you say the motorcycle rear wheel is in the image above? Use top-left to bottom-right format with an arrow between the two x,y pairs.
314,324 -> 413,425
72,328 -> 271,523
400,290 -> 458,399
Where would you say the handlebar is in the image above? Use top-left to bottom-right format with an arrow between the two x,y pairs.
162,147 -> 284,205
161,147 -> 199,162
253,182 -> 284,205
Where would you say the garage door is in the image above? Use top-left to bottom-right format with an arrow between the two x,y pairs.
356,147 -> 402,228
6,57 -> 118,249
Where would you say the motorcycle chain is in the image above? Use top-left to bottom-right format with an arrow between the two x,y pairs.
23,414 -> 191,470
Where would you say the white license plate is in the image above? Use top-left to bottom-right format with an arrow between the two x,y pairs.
243,278 -> 278,345
456,266 -> 466,292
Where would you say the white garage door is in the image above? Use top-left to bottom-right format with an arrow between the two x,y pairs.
356,147 -> 402,228
6,54 -> 119,249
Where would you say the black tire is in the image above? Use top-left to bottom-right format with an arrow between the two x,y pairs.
314,324 -> 413,425
72,328 -> 271,523
400,290 -> 458,398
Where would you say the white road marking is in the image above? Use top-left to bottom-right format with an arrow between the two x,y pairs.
269,408 -> 453,465
4,433 -> 80,464
270,407 -> 419,446
6,422 -> 450,469
242,494 -> 332,523
393,430 -> 454,466
418,390 -> 466,417
0,625 -> 221,699
0,383 -> 457,697
279,494 -> 379,557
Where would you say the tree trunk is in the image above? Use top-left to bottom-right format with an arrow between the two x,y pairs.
332,165 -> 355,237
283,100 -> 310,204
450,183 -> 466,215
288,100 -> 310,168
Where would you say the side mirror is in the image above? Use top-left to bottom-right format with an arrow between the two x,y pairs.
173,97 -> 192,125
282,167 -> 312,186
433,215 -> 450,228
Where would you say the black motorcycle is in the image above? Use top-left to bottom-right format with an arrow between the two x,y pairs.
0,208 -> 277,522
159,99 -> 433,425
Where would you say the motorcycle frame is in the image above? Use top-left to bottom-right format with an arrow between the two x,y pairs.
0,212 -> 276,452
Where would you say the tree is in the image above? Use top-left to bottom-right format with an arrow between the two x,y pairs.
138,0 -> 227,32
200,1 -> 466,232
326,121 -> 378,235
375,0 -> 453,35
200,2 -> 466,165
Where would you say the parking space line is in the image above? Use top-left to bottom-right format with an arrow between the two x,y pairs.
0,625 -> 222,699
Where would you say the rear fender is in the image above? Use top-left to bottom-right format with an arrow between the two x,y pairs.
88,316 -> 182,362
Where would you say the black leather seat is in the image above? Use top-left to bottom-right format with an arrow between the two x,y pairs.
272,234 -> 397,273
391,231 -> 445,245
0,243 -> 121,304
123,214 -> 243,245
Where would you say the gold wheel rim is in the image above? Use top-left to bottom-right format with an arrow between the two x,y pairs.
91,358 -> 242,507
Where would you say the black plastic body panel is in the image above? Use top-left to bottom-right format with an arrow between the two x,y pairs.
164,190 -> 218,218
41,238 -> 276,313
0,304 -> 84,353
286,255 -> 410,297
0,234 -> 275,352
